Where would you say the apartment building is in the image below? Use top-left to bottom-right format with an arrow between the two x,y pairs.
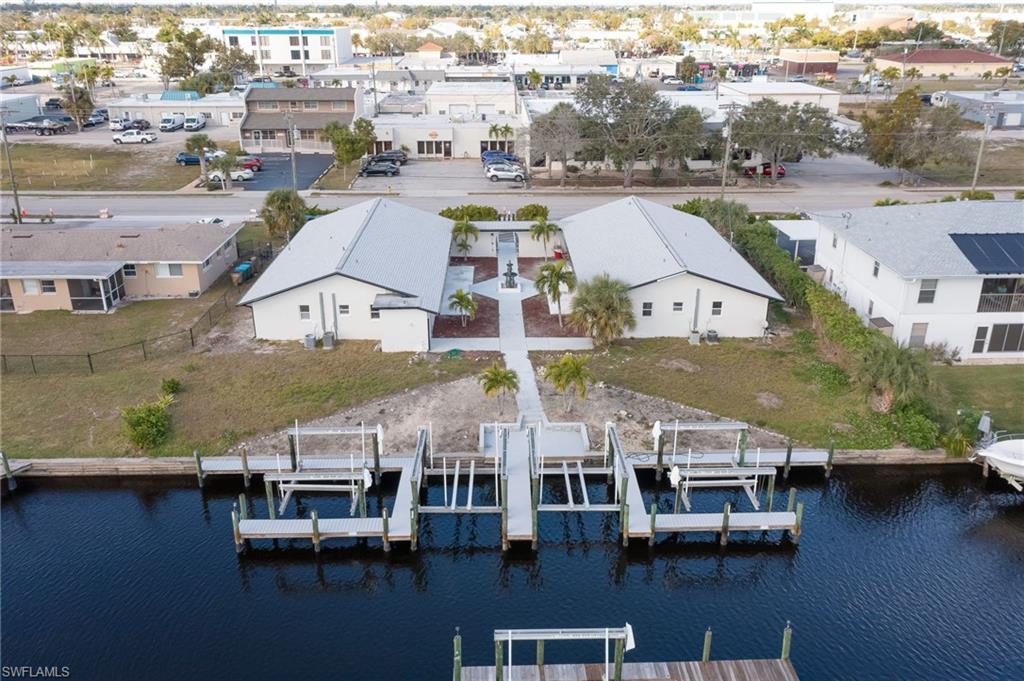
238,87 -> 363,153
221,27 -> 353,77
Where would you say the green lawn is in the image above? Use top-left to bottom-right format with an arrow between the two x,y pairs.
917,140 -> 1024,187
0,343 -> 481,458
931,365 -> 1024,433
313,160 -> 361,190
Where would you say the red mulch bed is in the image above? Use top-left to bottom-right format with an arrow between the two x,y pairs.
433,295 -> 499,338
522,294 -> 588,338
451,257 -> 498,283
517,257 -> 550,281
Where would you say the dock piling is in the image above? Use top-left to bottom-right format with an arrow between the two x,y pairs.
621,504 -> 630,547
702,626 -> 713,662
766,475 -> 776,512
530,475 -> 539,550
781,621 -> 793,660
656,433 -> 665,482
648,503 -> 657,546
311,510 -> 321,553
287,434 -> 298,471
719,502 -> 731,547
382,508 -> 391,552
372,431 -> 381,482
613,638 -> 625,681
264,479 -> 276,519
786,487 -> 796,513
410,476 -> 419,551
792,502 -> 804,545
737,430 -> 748,467
673,479 -> 683,514
825,442 -> 835,478
501,477 -> 509,551
453,628 -> 462,681
494,641 -> 503,681
193,449 -> 204,488
358,478 -> 367,518
783,439 -> 793,480
1,452 -> 16,491
536,640 -> 544,668
231,508 -> 242,554
237,493 -> 248,520
241,448 -> 251,489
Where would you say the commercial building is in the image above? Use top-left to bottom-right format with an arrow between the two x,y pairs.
239,86 -> 363,154
874,48 -> 1011,78
812,202 -> 1024,363
778,48 -> 840,76
220,27 -> 353,77
106,91 -> 247,129
0,92 -> 40,123
0,222 -> 242,313
932,90 -> 1024,129
717,80 -> 841,114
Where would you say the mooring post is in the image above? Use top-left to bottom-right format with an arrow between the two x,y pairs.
501,477 -> 510,551
536,640 -> 544,668
231,508 -> 242,554
311,510 -> 321,554
674,479 -> 683,514
738,430 -> 748,466
530,474 -> 539,550
766,474 -> 776,512
786,487 -> 797,513
719,502 -> 731,547
453,628 -> 462,681
1,452 -> 15,491
381,508 -> 391,552
613,638 -> 625,681
825,441 -> 835,478
792,502 -> 805,545
193,449 -> 204,488
410,477 -> 419,551
656,432 -> 665,482
702,626 -> 713,662
372,432 -> 381,482
618,477 -> 627,526
264,478 -> 276,519
621,503 -> 630,547
237,493 -> 248,520
494,640 -> 504,681
241,447 -> 251,489
287,433 -> 298,471
605,428 -> 614,483
783,439 -> 793,480
358,478 -> 367,518
781,621 -> 793,660
648,502 -> 657,546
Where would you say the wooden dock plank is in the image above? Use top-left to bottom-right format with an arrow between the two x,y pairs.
655,512 -> 796,533
462,659 -> 800,681
505,429 -> 535,541
630,449 -> 828,468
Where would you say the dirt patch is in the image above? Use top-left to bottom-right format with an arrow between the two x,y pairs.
453,257 -> 498,283
232,375 -> 505,456
756,392 -> 782,409
658,358 -> 701,373
536,380 -> 788,452
433,295 -> 499,338
523,294 -> 587,337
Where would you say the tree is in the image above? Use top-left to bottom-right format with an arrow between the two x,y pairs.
731,100 -> 835,182
569,274 -> 636,346
660,105 -> 708,173
322,121 -> 368,182
528,218 -> 559,261
676,55 -> 699,82
534,260 -> 576,327
451,220 -> 480,260
159,29 -> 218,82
545,353 -> 594,413
260,188 -> 308,240
695,198 -> 750,239
529,102 -> 584,186
987,20 -> 1024,57
526,68 -> 543,90
59,86 -> 93,131
478,362 -> 519,415
856,336 -> 931,413
353,118 -> 377,152
447,289 -> 477,327
212,45 -> 257,81
575,75 -> 672,188
518,31 -> 553,54
178,71 -> 234,96
185,133 -> 216,185
208,154 -> 237,190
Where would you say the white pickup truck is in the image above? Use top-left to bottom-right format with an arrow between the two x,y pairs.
113,129 -> 157,144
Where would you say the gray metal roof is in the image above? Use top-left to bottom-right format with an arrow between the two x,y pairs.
813,201 -> 1024,278
239,199 -> 453,313
0,260 -> 122,279
245,87 -> 356,101
558,196 -> 781,300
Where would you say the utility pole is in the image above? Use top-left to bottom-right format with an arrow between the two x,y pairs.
720,103 -> 738,199
971,104 -> 995,193
0,108 -> 24,223
284,112 -> 297,192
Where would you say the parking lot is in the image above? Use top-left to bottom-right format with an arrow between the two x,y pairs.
243,153 -> 334,191
8,121 -> 240,149
350,158 -> 524,192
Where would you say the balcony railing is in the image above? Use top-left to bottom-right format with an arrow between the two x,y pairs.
977,293 -> 1024,313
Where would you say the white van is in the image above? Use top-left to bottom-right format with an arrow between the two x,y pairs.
159,114 -> 185,132
184,113 -> 206,131
109,118 -> 129,131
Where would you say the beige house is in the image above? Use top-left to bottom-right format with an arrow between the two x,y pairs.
0,222 -> 243,313
239,86 -> 363,154
874,49 -> 1012,78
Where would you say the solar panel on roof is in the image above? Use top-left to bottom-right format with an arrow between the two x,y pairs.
950,233 -> 1024,275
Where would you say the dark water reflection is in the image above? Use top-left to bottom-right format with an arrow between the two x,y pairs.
2,466 -> 1022,681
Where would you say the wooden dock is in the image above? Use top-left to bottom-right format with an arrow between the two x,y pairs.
462,659 -> 800,681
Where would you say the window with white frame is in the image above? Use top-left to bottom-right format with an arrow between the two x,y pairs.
711,301 -> 723,316
909,323 -> 928,348
321,49 -> 331,60
320,36 -> 331,46
370,306 -> 380,320
832,233 -> 837,248
868,300 -> 874,316
299,305 -> 311,320
303,100 -> 318,110
973,327 -> 988,353
21,279 -> 39,295
256,100 -> 278,111
156,263 -> 183,278
202,258 -> 211,271
123,264 -> 136,278
41,280 -> 56,294
872,260 -> 880,278
672,301 -> 684,313
641,302 -> 653,317
917,279 -> 937,304
338,304 -> 350,315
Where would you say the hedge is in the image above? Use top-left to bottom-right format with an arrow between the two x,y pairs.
514,204 -> 549,221
804,285 -> 876,355
733,222 -> 810,308
439,204 -> 500,221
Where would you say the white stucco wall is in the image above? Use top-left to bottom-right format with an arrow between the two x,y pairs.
247,273 -> 431,351
625,273 -> 771,338
450,230 -> 562,258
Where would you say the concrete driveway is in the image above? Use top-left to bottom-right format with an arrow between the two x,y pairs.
350,158 -> 522,192
241,153 -> 334,191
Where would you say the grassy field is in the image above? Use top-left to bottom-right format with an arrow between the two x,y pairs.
931,365 -> 1024,433
0,343 -> 482,458
917,140 -> 1024,187
313,160 -> 361,190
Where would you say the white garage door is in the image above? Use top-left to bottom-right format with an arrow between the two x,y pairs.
1003,112 -> 1022,127
449,104 -> 470,117
478,104 -> 498,116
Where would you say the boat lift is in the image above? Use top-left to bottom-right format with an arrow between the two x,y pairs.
490,625 -> 635,681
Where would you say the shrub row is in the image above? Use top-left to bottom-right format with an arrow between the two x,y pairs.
733,222 -> 810,308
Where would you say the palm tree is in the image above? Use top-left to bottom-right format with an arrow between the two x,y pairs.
534,260 -> 576,327
451,220 -> 479,260
207,154 -> 237,190
498,124 -> 514,150
487,122 -> 503,149
856,337 -> 931,413
185,134 -> 216,185
544,353 -> 593,413
478,361 -> 519,415
526,68 -> 543,90
528,218 -> 559,261
568,274 -> 636,346
447,289 -> 477,327
260,188 -> 308,241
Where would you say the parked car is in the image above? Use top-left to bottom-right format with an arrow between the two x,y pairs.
159,114 -> 185,132
113,129 -> 157,144
359,161 -> 400,177
480,150 -> 519,164
676,85 -> 701,91
109,117 -> 129,131
485,164 -> 525,182
208,168 -> 254,183
552,81 -> 564,90
663,77 -> 683,85
83,113 -> 106,127
92,108 -> 109,120
44,98 -> 62,109
129,119 -> 152,130
175,152 -> 202,166
743,162 -> 786,178
484,158 -> 524,172
787,75 -> 808,82
237,155 -> 263,171
183,113 -> 206,131
250,76 -> 273,83
371,150 -> 408,165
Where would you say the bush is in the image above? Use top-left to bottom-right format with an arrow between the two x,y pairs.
1015,189 -> 1024,200
439,204 -> 500,221
732,222 -> 811,308
805,285 -> 876,355
673,198 -> 707,216
874,198 -> 907,206
514,204 -> 549,221
800,360 -> 851,396
122,395 -> 174,449
960,190 -> 995,201
893,407 -> 940,449
566,164 -> 580,174
160,378 -> 182,395
830,411 -> 896,449
940,195 -> 957,202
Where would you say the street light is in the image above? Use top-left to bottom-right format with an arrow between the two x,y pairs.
0,107 -> 24,223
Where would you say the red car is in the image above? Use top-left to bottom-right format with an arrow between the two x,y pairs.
238,156 -> 263,171
743,162 -> 786,178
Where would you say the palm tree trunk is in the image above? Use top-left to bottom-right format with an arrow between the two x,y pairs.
559,152 -> 567,187
198,156 -> 208,185
556,297 -> 563,327
543,236 -> 549,262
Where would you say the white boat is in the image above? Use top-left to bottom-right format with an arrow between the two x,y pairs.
976,437 -> 1024,491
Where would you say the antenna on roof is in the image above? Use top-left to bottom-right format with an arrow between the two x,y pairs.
841,211 -> 852,230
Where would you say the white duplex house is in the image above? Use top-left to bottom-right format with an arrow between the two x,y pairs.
812,202 -> 1024,363
239,199 -> 452,352
559,197 -> 781,339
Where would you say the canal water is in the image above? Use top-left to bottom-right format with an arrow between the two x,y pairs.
2,466 -> 1021,681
